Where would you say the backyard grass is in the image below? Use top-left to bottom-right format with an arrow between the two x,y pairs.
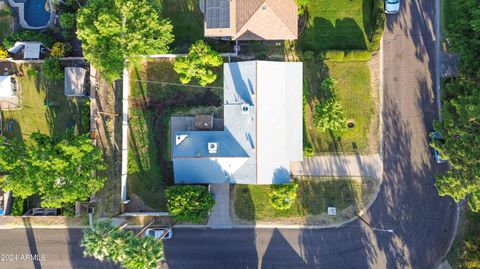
303,59 -> 377,154
299,0 -> 375,51
0,5 -> 12,42
2,64 -> 87,143
232,177 -> 375,223
127,59 -> 223,211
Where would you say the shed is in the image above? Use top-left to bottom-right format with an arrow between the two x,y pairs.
64,67 -> 87,97
0,76 -> 14,97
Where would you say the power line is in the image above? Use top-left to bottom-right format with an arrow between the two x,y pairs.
129,79 -> 224,90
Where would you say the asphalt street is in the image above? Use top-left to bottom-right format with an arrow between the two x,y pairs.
0,0 -> 457,268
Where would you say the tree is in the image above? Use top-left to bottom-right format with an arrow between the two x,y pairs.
447,0 -> 480,80
59,12 -> 77,30
313,99 -> 346,133
173,40 -> 223,86
433,79 -> 480,212
268,182 -> 298,210
76,0 -> 174,82
165,185 -> 215,223
81,221 -> 164,269
50,42 -> 72,57
43,57 -> 64,81
0,132 -> 107,208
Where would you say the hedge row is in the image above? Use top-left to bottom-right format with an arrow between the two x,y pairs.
320,50 -> 372,61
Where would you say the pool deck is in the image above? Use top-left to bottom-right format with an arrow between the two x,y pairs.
7,0 -> 54,30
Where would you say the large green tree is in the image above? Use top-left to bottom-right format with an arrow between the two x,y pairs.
173,40 -> 223,86
77,0 -> 173,81
447,0 -> 480,80
0,132 -> 106,208
82,221 -> 164,269
433,79 -> 480,212
165,185 -> 215,224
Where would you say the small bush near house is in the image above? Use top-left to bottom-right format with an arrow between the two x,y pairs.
3,30 -> 55,49
296,0 -> 308,15
304,144 -> 314,157
81,99 -> 91,133
43,58 -> 64,81
50,42 -> 72,57
269,182 -> 298,210
165,185 -> 215,224
11,198 -> 25,216
59,12 -> 77,30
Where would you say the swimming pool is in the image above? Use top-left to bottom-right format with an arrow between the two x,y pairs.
7,0 -> 53,29
24,0 -> 52,28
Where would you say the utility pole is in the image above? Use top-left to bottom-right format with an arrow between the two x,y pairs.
356,214 -> 394,234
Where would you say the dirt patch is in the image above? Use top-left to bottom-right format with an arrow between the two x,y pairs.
367,51 -> 381,153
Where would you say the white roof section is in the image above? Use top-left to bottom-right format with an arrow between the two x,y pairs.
0,76 -> 14,97
8,42 -> 42,59
64,67 -> 87,96
172,61 -> 303,184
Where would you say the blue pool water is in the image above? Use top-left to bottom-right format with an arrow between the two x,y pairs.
24,0 -> 51,28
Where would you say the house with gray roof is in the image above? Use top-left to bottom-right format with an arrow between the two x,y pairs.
201,0 -> 298,40
171,61 -> 303,184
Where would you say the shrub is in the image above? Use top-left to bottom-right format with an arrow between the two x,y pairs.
269,182 -> 298,210
25,66 -> 39,77
303,50 -> 315,60
43,58 -> 64,81
0,48 -> 8,59
59,12 -> 77,30
296,0 -> 308,15
314,99 -> 346,133
11,198 -> 25,216
344,50 -> 372,61
322,50 -> 345,61
3,30 -> 55,49
50,42 -> 72,57
304,144 -> 314,157
81,99 -> 91,133
165,185 -> 215,224
369,0 -> 385,51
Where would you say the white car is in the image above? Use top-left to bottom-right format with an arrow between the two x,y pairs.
385,0 -> 400,14
145,228 -> 173,240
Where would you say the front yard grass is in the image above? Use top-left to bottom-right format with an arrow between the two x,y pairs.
232,177 -> 377,223
299,0 -> 374,51
303,59 -> 377,154
128,59 -> 223,211
2,64 -> 87,143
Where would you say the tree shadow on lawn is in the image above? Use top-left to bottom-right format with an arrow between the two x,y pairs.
299,17 -> 368,51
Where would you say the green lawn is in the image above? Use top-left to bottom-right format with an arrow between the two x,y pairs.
447,209 -> 480,268
0,6 -> 13,43
303,59 -> 377,154
232,177 -> 373,222
128,59 -> 223,210
299,0 -> 375,51
2,64 -> 87,143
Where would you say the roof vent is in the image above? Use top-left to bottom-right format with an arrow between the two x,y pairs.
208,142 -> 218,154
262,4 -> 267,11
241,104 -> 250,114
176,134 -> 188,145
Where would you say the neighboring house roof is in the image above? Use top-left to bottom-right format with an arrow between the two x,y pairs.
64,67 -> 87,97
172,61 -> 303,184
0,76 -> 13,97
203,0 -> 298,40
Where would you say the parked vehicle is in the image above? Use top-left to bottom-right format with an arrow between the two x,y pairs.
385,0 -> 400,14
0,192 -> 5,216
429,131 -> 447,164
145,228 -> 173,240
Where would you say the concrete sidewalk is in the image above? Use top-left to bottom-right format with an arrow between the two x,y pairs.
207,184 -> 233,229
290,154 -> 382,180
